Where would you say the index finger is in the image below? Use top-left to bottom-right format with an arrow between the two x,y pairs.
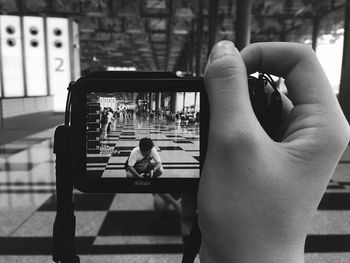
241,42 -> 337,106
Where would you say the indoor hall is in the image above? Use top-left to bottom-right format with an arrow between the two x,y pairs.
0,0 -> 350,263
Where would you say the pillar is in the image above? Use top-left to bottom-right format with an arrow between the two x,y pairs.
170,92 -> 177,113
0,99 -> 3,128
160,92 -> 164,108
311,16 -> 319,51
148,92 -> 152,112
339,0 -> 350,123
235,0 -> 253,50
155,92 -> 159,110
194,92 -> 197,112
195,0 -> 204,76
183,92 -> 186,111
208,0 -> 219,56
188,22 -> 195,74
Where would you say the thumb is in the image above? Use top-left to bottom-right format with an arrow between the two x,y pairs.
204,41 -> 258,136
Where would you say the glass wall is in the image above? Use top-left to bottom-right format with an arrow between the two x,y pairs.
285,7 -> 345,94
316,7 -> 345,94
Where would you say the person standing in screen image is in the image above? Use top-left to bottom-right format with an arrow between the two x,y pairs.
125,138 -> 164,178
100,107 -> 109,140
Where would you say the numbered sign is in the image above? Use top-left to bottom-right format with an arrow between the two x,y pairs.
23,16 -> 47,96
72,21 -> 81,80
0,15 -> 24,97
46,17 -> 71,112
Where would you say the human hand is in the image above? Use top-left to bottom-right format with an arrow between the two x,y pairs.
198,41 -> 350,263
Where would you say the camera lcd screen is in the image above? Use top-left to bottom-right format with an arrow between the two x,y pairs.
86,92 -> 200,179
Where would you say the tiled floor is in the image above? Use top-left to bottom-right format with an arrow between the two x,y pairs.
0,115 -> 349,263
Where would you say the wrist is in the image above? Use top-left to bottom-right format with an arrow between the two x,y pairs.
200,239 -> 305,263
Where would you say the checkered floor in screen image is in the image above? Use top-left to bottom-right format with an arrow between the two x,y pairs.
0,120 -> 350,262
87,117 -> 200,178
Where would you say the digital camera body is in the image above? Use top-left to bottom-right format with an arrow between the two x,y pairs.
69,71 -> 208,193
67,71 -> 281,193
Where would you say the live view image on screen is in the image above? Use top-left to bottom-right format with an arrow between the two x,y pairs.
86,92 -> 200,178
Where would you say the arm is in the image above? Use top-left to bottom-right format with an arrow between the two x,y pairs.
127,165 -> 143,178
152,162 -> 162,171
151,148 -> 162,171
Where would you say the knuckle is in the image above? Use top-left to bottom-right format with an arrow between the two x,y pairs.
244,42 -> 261,51
298,43 -> 314,53
319,115 -> 350,153
332,120 -> 350,149
295,43 -> 316,60
205,56 -> 245,82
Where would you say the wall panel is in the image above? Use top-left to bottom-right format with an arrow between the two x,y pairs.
46,17 -> 71,112
23,16 -> 47,96
0,15 -> 25,97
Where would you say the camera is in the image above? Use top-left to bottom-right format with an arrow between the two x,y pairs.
64,71 -> 281,193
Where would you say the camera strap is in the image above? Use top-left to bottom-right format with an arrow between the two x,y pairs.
182,214 -> 201,263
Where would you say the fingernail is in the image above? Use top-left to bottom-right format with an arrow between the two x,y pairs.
209,40 -> 236,62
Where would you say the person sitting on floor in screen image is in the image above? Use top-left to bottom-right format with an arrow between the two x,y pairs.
125,137 -> 164,178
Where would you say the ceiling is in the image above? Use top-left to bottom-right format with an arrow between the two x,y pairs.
0,0 -> 346,74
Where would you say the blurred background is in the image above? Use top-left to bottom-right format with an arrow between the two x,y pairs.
0,0 -> 349,263
0,0 -> 348,118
